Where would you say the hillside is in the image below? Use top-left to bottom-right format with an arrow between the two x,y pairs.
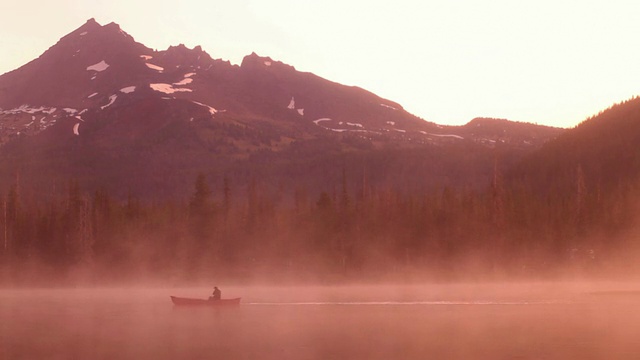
0,19 -> 562,201
507,96 -> 640,193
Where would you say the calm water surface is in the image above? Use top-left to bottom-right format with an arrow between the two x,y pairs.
2,283 -> 640,359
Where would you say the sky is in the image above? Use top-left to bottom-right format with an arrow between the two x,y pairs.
1,0 -> 640,128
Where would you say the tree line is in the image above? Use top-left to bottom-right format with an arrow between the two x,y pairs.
1,165 -> 639,285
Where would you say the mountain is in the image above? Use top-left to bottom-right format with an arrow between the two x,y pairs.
0,19 -> 563,200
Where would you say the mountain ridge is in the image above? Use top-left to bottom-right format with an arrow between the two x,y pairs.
0,19 -> 563,200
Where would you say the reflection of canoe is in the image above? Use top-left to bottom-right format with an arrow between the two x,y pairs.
170,296 -> 241,306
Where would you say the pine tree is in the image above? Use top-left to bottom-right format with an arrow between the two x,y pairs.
222,176 -> 231,221
4,184 -> 19,259
190,173 -> 212,217
187,172 -> 216,274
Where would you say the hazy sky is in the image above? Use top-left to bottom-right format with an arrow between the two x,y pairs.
1,0 -> 639,128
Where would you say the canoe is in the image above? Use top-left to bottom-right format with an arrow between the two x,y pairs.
170,296 -> 241,306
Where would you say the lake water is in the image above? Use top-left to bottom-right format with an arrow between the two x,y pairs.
2,283 -> 640,359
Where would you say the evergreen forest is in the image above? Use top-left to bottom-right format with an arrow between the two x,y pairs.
2,161 -> 639,285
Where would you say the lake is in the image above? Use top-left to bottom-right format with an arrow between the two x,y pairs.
1,283 -> 640,359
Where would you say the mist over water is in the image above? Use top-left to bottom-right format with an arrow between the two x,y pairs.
2,283 -> 640,359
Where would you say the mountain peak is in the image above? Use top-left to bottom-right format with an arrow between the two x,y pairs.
103,21 -> 121,31
68,17 -> 102,37
85,17 -> 100,26
0,18 -> 151,109
162,43 -> 213,67
167,43 -> 205,53
240,52 -> 294,72
59,18 -> 134,44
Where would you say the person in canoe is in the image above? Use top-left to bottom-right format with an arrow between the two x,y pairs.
209,286 -> 221,301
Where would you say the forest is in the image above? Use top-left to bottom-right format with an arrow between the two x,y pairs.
2,160 -> 640,286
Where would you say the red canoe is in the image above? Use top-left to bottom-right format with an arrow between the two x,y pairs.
170,296 -> 241,306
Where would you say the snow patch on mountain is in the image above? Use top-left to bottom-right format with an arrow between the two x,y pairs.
0,105 -> 57,115
87,60 -> 109,72
264,61 -> 272,66
173,78 -> 193,86
146,63 -> 164,72
311,118 -> 381,134
150,83 -> 193,94
80,31 -> 88,36
380,103 -> 397,110
286,97 -> 304,115
0,105 -> 64,136
419,131 -> 464,140
101,95 -> 117,109
120,86 -> 136,94
313,118 -> 331,125
88,92 -> 98,98
192,101 -> 218,116
63,108 -> 77,114
73,115 -> 85,137
140,55 -> 153,60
